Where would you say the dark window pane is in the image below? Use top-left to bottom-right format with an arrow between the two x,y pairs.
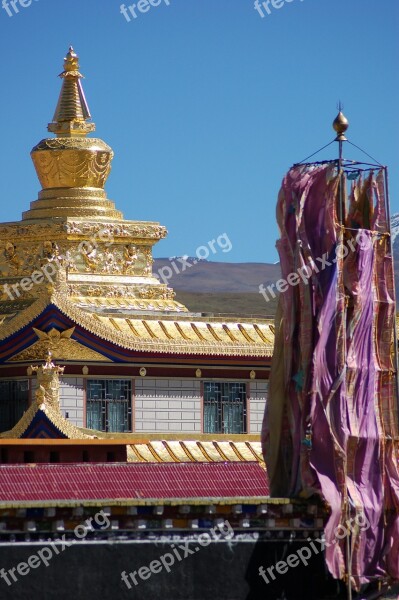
50,451 -> 60,463
24,451 -> 34,463
0,380 -> 29,432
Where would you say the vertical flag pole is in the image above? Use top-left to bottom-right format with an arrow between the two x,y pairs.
383,167 -> 399,431
333,105 -> 352,600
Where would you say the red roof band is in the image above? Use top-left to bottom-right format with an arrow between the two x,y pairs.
0,462 -> 269,502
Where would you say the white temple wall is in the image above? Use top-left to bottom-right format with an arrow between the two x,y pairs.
59,378 -> 84,427
135,379 -> 202,433
248,381 -> 268,433
53,376 -> 268,434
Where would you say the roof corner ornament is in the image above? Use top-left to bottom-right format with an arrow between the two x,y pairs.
30,351 -> 65,411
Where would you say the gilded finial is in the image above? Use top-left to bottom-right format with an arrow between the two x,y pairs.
333,103 -> 349,141
63,46 -> 80,74
45,349 -> 53,367
47,46 -> 95,137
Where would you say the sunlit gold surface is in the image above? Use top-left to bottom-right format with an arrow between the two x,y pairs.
0,48 -> 187,312
333,110 -> 349,141
48,46 -> 94,137
1,350 -> 93,439
10,327 -> 111,362
0,281 -> 274,358
0,48 -> 279,362
127,439 -> 265,467
28,47 -> 116,220
30,351 -> 64,411
0,400 -> 93,440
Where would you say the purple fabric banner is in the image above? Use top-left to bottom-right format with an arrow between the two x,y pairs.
262,164 -> 399,589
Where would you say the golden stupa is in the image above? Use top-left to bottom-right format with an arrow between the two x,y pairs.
0,47 -> 273,372
0,47 -> 186,314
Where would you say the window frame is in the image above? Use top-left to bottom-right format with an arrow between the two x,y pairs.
203,381 -> 247,434
85,378 -> 133,433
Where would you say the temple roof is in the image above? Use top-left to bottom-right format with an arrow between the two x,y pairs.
0,399 -> 91,440
0,462 -> 269,505
0,286 -> 274,360
126,438 -> 264,465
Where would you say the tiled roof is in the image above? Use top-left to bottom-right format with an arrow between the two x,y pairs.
128,440 -> 264,465
0,462 -> 269,503
0,400 -> 92,440
0,289 -> 274,358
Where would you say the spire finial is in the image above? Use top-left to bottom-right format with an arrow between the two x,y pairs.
47,46 -> 95,137
333,102 -> 349,141
63,46 -> 80,74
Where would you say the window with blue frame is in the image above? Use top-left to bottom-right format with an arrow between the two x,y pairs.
203,382 -> 247,434
86,379 -> 132,433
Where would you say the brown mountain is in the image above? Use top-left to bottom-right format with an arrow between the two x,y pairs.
155,230 -> 399,317
153,259 -> 280,317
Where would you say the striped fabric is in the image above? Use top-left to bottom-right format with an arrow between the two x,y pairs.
262,164 -> 399,589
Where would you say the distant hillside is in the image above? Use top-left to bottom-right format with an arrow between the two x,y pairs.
173,290 -> 278,318
155,213 -> 399,317
153,259 -> 280,317
153,259 -> 281,293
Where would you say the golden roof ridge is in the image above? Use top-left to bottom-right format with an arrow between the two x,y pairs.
0,289 -> 274,357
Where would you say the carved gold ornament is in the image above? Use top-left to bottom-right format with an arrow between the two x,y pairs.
30,351 -> 65,411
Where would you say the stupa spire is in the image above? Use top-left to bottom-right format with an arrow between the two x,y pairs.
25,46 -> 120,220
48,47 -> 95,137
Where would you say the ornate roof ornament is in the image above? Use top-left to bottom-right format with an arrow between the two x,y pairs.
0,48 -> 186,315
30,350 -> 65,411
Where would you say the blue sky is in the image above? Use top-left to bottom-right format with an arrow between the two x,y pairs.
0,0 -> 397,263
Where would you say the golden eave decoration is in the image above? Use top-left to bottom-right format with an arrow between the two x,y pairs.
1,351 -> 93,439
0,283 -> 274,359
